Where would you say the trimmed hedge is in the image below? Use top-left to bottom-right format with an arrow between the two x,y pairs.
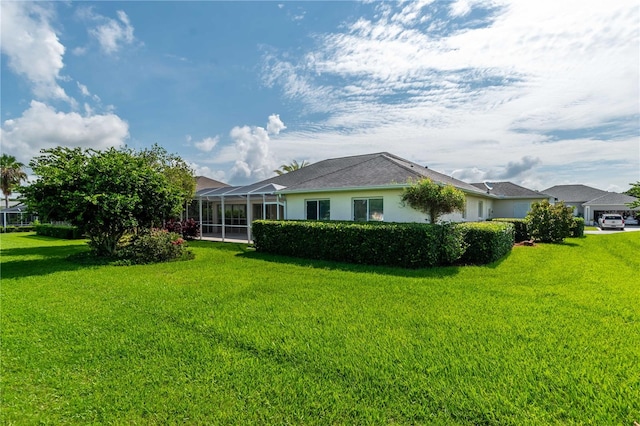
0,226 -> 35,233
571,217 -> 585,238
491,218 -> 529,242
458,222 -> 515,265
252,220 -> 466,268
252,220 -> 515,268
34,224 -> 84,239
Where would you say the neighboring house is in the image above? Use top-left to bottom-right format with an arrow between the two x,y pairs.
542,184 -> 639,225
194,152 -> 538,241
1,203 -> 38,229
470,181 -> 552,218
183,176 -> 231,221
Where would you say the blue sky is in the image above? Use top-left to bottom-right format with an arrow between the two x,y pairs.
1,1 -> 638,191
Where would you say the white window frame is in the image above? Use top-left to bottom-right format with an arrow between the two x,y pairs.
478,201 -> 484,219
305,199 -> 330,220
353,198 -> 384,222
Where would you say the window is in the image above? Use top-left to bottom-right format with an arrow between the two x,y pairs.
353,198 -> 383,221
306,199 -> 330,220
461,201 -> 467,219
478,201 -> 484,218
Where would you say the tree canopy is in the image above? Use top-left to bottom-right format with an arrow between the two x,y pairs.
625,181 -> 640,209
274,160 -> 310,176
1,154 -> 28,209
400,178 -> 466,224
23,146 -> 193,256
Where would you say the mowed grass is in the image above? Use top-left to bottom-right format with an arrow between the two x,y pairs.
1,233 -> 639,424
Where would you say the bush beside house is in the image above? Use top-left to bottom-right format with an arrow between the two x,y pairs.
458,222 -> 515,265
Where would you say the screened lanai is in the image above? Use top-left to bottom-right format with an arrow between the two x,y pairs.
186,182 -> 286,242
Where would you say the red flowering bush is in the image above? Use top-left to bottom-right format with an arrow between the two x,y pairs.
119,228 -> 193,264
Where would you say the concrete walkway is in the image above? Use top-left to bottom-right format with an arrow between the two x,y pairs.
584,226 -> 640,234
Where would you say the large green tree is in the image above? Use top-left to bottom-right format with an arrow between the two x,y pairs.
23,146 -> 191,256
1,154 -> 28,209
274,160 -> 309,176
625,181 -> 640,209
400,178 -> 466,224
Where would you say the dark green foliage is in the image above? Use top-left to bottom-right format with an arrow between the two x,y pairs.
164,218 -> 200,240
458,222 -> 515,264
118,229 -> 193,265
571,217 -> 585,237
526,200 -> 575,243
492,218 -> 530,242
400,178 -> 466,223
34,224 -> 83,239
23,146 -> 191,257
253,220 -> 467,268
1,226 -> 35,233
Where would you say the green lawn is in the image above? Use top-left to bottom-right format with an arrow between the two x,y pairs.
1,232 -> 639,424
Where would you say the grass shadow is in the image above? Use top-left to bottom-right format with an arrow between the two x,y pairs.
235,250 -> 460,279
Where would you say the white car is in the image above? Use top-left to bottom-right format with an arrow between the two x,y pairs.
624,216 -> 638,226
598,214 -> 625,230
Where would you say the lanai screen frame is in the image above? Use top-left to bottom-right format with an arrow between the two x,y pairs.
195,183 -> 286,243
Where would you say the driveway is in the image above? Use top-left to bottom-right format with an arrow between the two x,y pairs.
585,226 -> 640,234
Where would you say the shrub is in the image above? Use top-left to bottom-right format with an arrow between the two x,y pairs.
164,218 -> 200,240
458,222 -> 515,265
571,217 -> 585,238
181,218 -> 200,240
34,224 -> 83,239
491,218 -> 529,242
118,228 -> 193,265
252,220 -> 467,268
526,200 -> 574,243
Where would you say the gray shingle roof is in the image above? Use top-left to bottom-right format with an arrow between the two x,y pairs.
583,192 -> 638,206
195,176 -> 229,192
470,181 -> 548,198
262,152 -> 487,195
541,185 -> 607,203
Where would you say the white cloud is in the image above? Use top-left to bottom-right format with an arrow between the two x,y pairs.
262,0 -> 639,190
0,2 -> 70,101
228,115 -> 287,183
88,9 -> 136,54
190,163 -> 227,182
0,101 -> 129,164
266,114 -> 286,135
194,136 -> 220,152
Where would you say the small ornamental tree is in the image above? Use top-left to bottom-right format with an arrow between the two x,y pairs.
401,178 -> 466,223
525,200 -> 574,243
23,146 -> 191,257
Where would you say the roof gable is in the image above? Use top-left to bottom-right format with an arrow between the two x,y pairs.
261,152 -> 486,195
541,184 -> 607,203
583,192 -> 638,206
470,181 -> 549,198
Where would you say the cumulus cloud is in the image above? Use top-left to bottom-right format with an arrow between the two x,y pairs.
0,101 -> 129,164
228,115 -> 287,183
266,114 -> 286,135
499,156 -> 541,179
83,9 -> 136,54
0,2 -> 70,101
190,163 -> 227,182
194,136 -> 220,152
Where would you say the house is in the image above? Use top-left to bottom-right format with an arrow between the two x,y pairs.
194,152 -> 547,241
470,181 -> 553,219
542,184 -> 639,225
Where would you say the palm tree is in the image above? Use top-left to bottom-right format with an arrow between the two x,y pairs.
1,154 -> 28,209
274,160 -> 310,176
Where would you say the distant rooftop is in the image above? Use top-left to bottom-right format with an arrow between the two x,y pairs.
470,181 -> 548,198
541,184 -> 607,203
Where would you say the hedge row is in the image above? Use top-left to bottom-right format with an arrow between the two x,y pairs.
491,217 -> 584,241
34,224 -> 84,239
457,222 -> 515,264
0,226 -> 35,233
252,220 -> 514,268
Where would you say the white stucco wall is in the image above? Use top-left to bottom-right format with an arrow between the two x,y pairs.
283,189 -> 492,223
491,198 -> 549,219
